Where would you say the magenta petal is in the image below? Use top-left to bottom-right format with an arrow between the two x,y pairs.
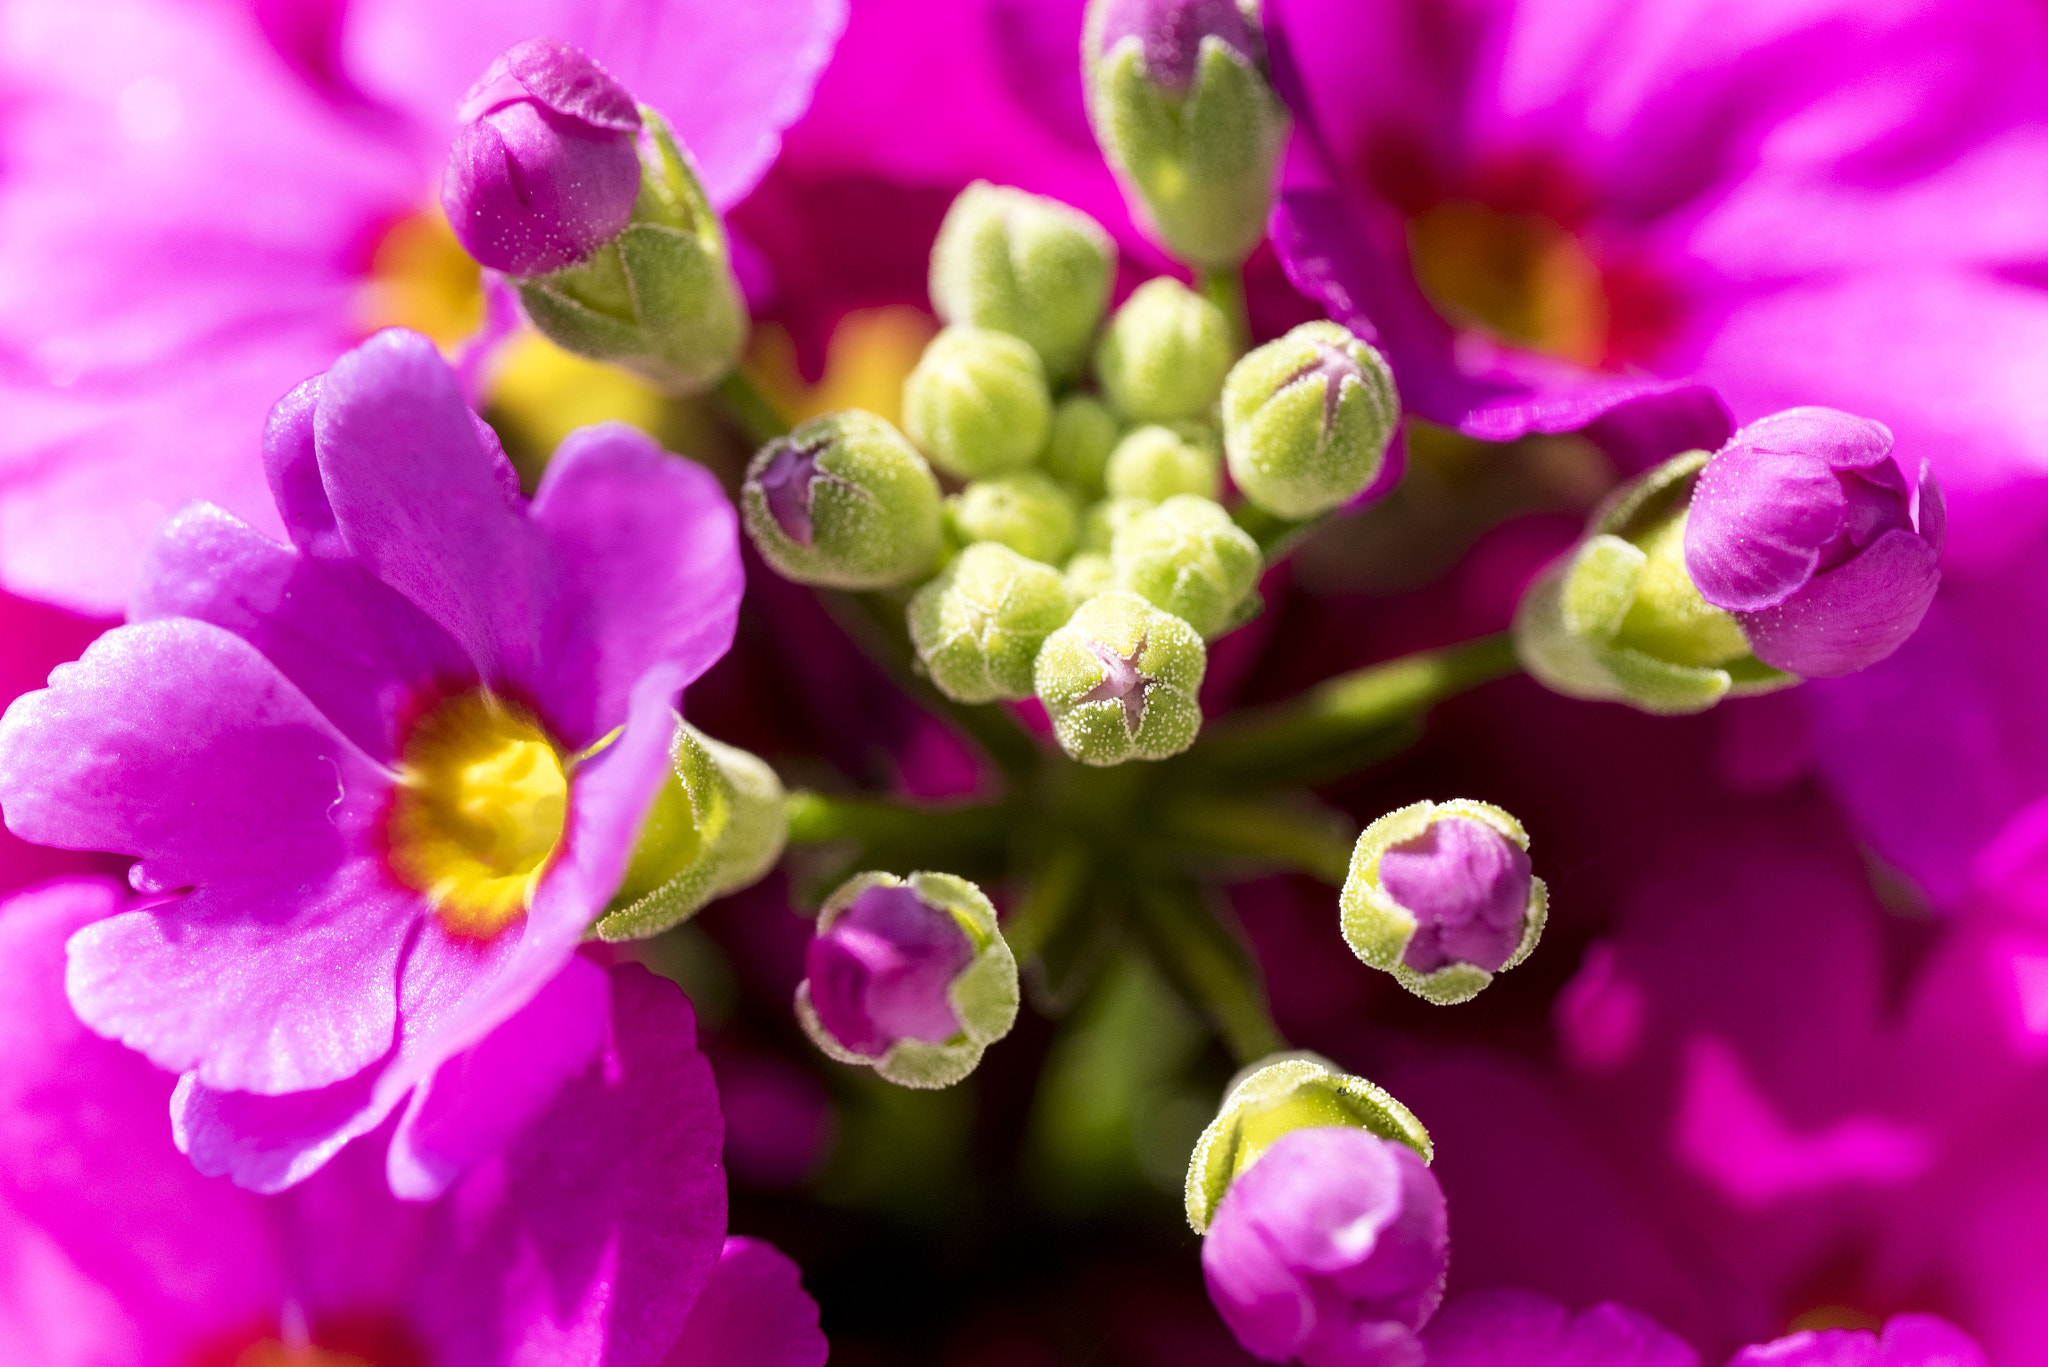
131,502 -> 470,763
172,1062 -> 386,1195
386,954 -> 611,1201
1420,1289 -> 1700,1367
411,967 -> 726,1367
263,376 -> 346,558
1742,528 -> 1942,678
1685,445 -> 1846,612
529,423 -> 743,747
660,1237 -> 828,1367
314,329 -> 555,695
1727,1314 -> 1987,1367
0,620 -> 407,1094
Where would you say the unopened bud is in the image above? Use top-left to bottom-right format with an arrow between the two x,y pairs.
1185,1052 -> 1432,1233
1095,278 -> 1233,423
1045,395 -> 1123,498
1034,591 -> 1205,765
741,411 -> 944,589
930,182 -> 1117,380
909,542 -> 1076,703
1222,321 -> 1400,517
1341,800 -> 1546,1004
443,40 -> 643,277
902,326 -> 1054,478
948,471 -> 1080,565
596,721 -> 786,940
1064,551 -> 1118,599
1078,495 -> 1157,553
1082,0 -> 1290,269
1514,451 -> 1798,714
795,871 -> 1021,1089
1111,494 -> 1261,638
1104,423 -> 1222,502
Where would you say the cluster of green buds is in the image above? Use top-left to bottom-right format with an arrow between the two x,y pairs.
736,180 -> 1402,770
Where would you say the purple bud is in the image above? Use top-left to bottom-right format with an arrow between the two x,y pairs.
1683,406 -> 1943,678
1093,0 -> 1261,93
1079,633 -> 1152,736
441,39 -> 644,276
754,440 -> 827,546
1202,1126 -> 1448,1366
1379,817 -> 1533,976
803,885 -> 975,1058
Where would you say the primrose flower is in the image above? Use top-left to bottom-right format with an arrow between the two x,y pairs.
0,0 -> 843,613
0,877 -> 828,1367
0,329 -> 744,1195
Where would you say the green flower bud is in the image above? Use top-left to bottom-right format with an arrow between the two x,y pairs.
741,410 -> 944,589
1064,550 -> 1118,599
947,470 -> 1080,565
1095,278 -> 1233,423
1078,495 -> 1157,553
516,110 -> 747,395
795,871 -> 1021,1089
1082,0 -> 1291,269
1339,799 -> 1547,1005
1513,451 -> 1796,714
1110,494 -> 1262,638
1221,321 -> 1400,517
1034,591 -> 1205,765
908,542 -> 1077,703
1104,422 -> 1222,501
596,720 -> 787,940
1045,394 -> 1123,498
930,181 -> 1117,380
1184,1052 -> 1431,1233
902,325 -> 1053,478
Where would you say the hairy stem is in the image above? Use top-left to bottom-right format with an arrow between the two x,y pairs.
1198,265 -> 1251,357
1129,878 -> 1286,1067
1153,795 -> 1356,885
714,368 -> 791,446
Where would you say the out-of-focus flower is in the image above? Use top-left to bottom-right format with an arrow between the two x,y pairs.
0,876 -> 828,1367
0,329 -> 743,1195
1263,0 -> 2048,535
0,0 -> 844,613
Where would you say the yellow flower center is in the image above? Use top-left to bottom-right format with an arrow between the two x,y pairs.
359,208 -> 485,347
387,691 -> 568,938
1407,200 -> 1608,367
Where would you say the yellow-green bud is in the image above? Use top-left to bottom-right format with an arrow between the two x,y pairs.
741,410 -> 944,589
1104,422 -> 1221,501
1111,494 -> 1262,638
1078,495 -> 1157,553
947,471 -> 1080,565
1045,394 -> 1123,498
1095,278 -> 1233,422
1222,321 -> 1400,517
1064,550 -> 1119,599
1033,591 -> 1205,765
902,325 -> 1054,478
930,182 -> 1117,380
908,542 -> 1077,703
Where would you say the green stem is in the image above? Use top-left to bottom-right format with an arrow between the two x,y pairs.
714,369 -> 791,446
1182,632 -> 1519,786
1198,265 -> 1251,356
1153,796 -> 1356,885
1129,879 -> 1286,1067
1233,504 -> 1330,562
1003,842 -> 1091,962
785,789 -> 1009,861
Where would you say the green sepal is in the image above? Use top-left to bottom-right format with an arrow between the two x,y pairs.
1034,591 -> 1206,766
1110,494 -> 1262,639
908,542 -> 1077,703
1094,278 -> 1233,424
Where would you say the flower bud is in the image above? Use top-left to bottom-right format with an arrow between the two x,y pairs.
1203,1126 -> 1447,1366
795,871 -> 1021,1089
442,40 -> 643,277
1095,278 -> 1233,423
1514,451 -> 1796,714
948,471 -> 1080,565
1104,423 -> 1222,502
901,326 -> 1054,479
930,182 -> 1117,380
512,106 -> 748,394
1078,495 -> 1158,553
1034,591 -> 1205,765
597,721 -> 787,940
1340,800 -> 1546,1005
1045,395 -> 1123,498
1185,1053 -> 1434,1234
741,411 -> 944,589
1064,551 -> 1118,599
1683,407 -> 1943,678
1082,0 -> 1290,269
1222,321 -> 1401,518
908,543 -> 1077,704
1111,494 -> 1261,638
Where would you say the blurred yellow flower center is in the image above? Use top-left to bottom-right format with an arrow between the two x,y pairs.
1407,200 -> 1608,367
388,691 -> 568,938
361,209 -> 485,347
